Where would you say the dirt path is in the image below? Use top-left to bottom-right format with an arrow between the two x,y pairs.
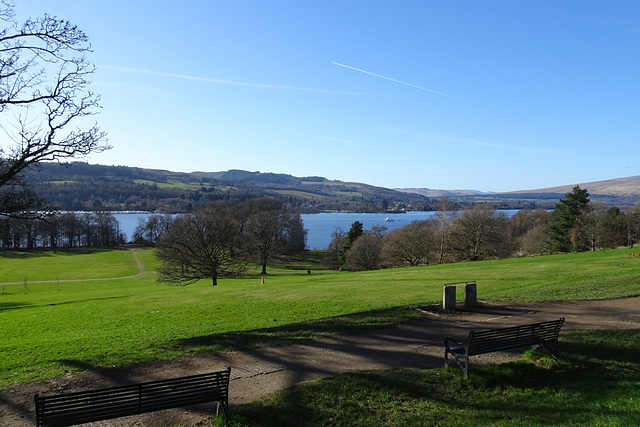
2,297 -> 639,426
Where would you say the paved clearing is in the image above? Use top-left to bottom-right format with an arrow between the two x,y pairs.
2,296 -> 638,426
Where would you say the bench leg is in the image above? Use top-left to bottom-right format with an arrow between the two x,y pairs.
531,341 -> 559,362
460,355 -> 469,379
215,400 -> 229,427
445,350 -> 469,379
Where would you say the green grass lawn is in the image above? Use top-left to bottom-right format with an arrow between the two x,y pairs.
0,249 -> 140,282
1,247 -> 639,388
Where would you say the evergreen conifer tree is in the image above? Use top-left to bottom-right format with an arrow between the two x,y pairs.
548,186 -> 590,252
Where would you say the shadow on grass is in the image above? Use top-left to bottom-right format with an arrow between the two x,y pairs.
43,295 -> 133,308
174,305 -> 421,354
0,248 -> 111,259
231,328 -> 640,427
0,296 -> 132,311
0,301 -> 33,312
560,328 -> 640,364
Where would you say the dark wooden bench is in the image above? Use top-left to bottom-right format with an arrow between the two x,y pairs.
444,318 -> 564,378
34,367 -> 231,427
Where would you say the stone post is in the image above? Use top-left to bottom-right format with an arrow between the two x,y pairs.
443,285 -> 456,311
465,282 -> 477,308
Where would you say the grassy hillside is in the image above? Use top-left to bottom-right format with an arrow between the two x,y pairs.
1,247 -> 639,387
26,162 -> 432,213
0,249 -> 139,283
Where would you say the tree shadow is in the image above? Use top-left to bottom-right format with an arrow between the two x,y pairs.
560,328 -> 640,365
0,302 -> 33,312
0,248 -> 111,259
43,295 -> 132,308
175,306 -> 420,353
232,328 -> 640,426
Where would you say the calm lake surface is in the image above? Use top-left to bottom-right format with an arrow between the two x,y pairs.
115,210 -> 519,250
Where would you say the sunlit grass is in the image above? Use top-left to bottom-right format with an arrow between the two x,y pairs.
0,249 -> 139,282
133,179 -> 203,190
1,247 -> 639,387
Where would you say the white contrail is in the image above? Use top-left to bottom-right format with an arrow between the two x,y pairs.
100,65 -> 381,95
331,61 -> 462,100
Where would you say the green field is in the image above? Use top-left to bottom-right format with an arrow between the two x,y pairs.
133,179 -> 204,190
1,247 -> 639,388
0,249 -> 140,283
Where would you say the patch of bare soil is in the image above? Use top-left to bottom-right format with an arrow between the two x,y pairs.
2,297 -> 639,426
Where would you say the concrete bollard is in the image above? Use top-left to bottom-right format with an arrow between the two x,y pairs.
443,285 -> 456,311
465,282 -> 477,308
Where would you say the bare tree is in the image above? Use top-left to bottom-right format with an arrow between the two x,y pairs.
508,208 -> 551,256
156,203 -> 246,286
246,197 -> 296,275
324,227 -> 346,269
133,214 -> 174,244
0,1 -> 109,214
433,196 -> 456,264
452,204 -> 509,261
626,203 -> 640,248
577,202 -> 607,252
382,220 -> 437,267
345,232 -> 382,271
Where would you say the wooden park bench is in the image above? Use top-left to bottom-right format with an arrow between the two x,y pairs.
34,367 -> 231,427
444,318 -> 565,378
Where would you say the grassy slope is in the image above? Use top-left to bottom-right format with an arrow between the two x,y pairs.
0,249 -> 139,282
1,247 -> 639,387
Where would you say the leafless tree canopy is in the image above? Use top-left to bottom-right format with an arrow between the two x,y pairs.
0,1 -> 109,203
156,203 -> 247,286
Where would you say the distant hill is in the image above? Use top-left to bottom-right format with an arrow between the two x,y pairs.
396,188 -> 488,198
399,175 -> 640,208
24,162 -> 435,213
503,175 -> 640,199
23,163 -> 640,212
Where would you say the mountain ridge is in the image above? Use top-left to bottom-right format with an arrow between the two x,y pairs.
25,163 -> 434,213
501,175 -> 640,198
398,174 -> 640,207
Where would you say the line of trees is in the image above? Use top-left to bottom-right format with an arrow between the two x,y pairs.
0,211 -> 124,249
326,189 -> 640,271
154,198 -> 306,286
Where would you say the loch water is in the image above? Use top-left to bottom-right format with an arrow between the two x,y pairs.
115,210 -> 519,251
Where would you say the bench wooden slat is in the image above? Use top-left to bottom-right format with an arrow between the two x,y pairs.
444,318 -> 564,378
35,368 -> 230,427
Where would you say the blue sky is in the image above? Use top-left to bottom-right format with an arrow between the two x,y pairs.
13,1 -> 640,192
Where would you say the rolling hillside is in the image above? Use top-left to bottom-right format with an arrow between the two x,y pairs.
504,175 -> 640,199
25,162 -> 434,213
25,162 -> 640,212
